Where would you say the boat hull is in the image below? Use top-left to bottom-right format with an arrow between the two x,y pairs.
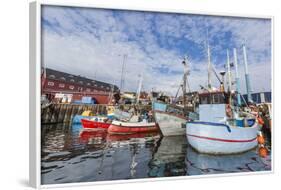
81,119 -> 111,129
72,115 -> 93,124
154,111 -> 187,136
108,121 -> 158,134
186,121 -> 259,154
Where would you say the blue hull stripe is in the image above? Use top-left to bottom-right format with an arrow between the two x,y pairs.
187,121 -> 231,133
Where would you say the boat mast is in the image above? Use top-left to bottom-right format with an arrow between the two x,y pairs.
182,56 -> 190,109
226,49 -> 233,108
226,49 -> 232,91
242,44 -> 253,103
120,54 -> 127,92
207,30 -> 212,90
233,48 -> 241,106
136,74 -> 143,104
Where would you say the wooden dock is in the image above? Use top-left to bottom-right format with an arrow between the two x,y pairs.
41,103 -> 151,124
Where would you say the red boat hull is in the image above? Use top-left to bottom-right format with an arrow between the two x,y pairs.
108,123 -> 159,134
81,119 -> 111,129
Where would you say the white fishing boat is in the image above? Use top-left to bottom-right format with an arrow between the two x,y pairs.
186,47 -> 260,154
186,92 -> 259,154
187,120 -> 259,154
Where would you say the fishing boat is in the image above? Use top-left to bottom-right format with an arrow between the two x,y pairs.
152,57 -> 192,136
81,116 -> 111,129
186,91 -> 259,154
186,47 -> 260,154
153,102 -> 187,136
72,110 -> 94,124
107,116 -> 158,134
72,107 -> 132,124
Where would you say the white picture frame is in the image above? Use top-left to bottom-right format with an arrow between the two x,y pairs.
29,1 -> 274,188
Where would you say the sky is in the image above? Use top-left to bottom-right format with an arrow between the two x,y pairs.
41,5 -> 272,96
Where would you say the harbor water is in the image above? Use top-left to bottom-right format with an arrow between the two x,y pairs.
41,123 -> 271,184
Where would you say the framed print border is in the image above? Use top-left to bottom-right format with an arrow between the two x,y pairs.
29,0 -> 274,189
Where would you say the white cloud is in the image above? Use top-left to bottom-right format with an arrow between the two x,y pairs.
42,6 -> 272,95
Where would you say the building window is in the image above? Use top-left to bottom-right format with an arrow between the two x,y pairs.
70,79 -> 75,83
69,85 -> 74,90
87,83 -> 91,86
59,83 -> 65,88
60,77 -> 66,81
86,88 -> 91,92
79,81 -> 83,85
49,75 -> 55,79
101,85 -> 104,89
47,82 -> 54,86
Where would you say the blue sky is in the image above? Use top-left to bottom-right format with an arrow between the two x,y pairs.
42,5 -> 271,95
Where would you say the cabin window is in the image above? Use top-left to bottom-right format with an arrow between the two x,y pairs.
200,96 -> 210,104
213,94 -> 220,104
200,93 -> 226,104
213,94 -> 226,104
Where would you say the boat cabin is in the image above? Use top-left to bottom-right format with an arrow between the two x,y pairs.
197,91 -> 229,122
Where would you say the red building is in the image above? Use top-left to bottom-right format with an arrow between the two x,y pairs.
42,68 -> 119,104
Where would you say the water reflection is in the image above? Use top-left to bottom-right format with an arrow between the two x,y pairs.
41,123 -> 271,185
148,136 -> 187,177
186,145 -> 271,175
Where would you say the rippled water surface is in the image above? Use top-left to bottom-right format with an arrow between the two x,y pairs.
41,124 -> 271,184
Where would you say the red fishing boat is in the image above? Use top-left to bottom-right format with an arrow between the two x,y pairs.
108,120 -> 159,134
81,117 -> 111,129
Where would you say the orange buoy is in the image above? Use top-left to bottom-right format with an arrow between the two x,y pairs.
257,116 -> 264,126
259,146 -> 268,158
257,132 -> 265,144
